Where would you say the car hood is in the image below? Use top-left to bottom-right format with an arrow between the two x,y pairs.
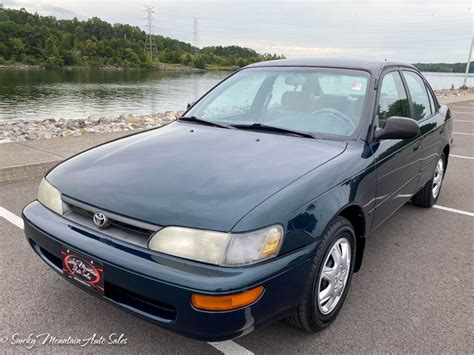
48,122 -> 347,231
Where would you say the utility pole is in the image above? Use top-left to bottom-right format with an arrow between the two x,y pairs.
144,5 -> 158,61
463,37 -> 473,87
193,17 -> 198,51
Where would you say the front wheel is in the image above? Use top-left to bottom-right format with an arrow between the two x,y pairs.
412,153 -> 445,208
287,216 -> 356,332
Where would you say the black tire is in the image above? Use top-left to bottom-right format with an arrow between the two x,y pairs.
412,153 -> 445,208
287,216 -> 356,332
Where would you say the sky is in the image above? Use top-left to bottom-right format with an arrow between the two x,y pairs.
3,0 -> 473,63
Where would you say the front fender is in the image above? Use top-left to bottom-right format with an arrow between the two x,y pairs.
231,141 -> 376,255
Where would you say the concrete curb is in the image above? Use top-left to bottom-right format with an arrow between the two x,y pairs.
438,94 -> 474,105
0,160 -> 62,186
0,131 -> 131,185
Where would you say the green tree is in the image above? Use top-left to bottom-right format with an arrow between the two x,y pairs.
45,37 -> 59,56
180,53 -> 192,66
82,38 -> 98,57
45,54 -> 63,68
193,55 -> 205,69
9,37 -> 25,58
0,6 -> 284,69
124,48 -> 140,66
0,42 -> 10,59
74,26 -> 86,47
236,57 -> 246,68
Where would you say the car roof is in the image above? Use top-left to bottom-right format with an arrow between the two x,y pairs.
246,58 -> 417,75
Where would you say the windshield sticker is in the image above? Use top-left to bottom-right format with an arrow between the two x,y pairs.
352,82 -> 363,91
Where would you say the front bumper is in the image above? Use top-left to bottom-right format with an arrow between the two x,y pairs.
23,201 -> 314,341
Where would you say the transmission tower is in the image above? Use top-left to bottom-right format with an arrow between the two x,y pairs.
144,5 -> 158,61
193,17 -> 198,51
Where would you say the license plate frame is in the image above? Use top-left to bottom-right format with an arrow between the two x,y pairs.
61,247 -> 104,295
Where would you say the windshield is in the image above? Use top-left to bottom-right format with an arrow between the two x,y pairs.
186,67 -> 370,138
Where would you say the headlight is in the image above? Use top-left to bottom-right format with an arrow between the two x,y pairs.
148,225 -> 284,266
37,178 -> 63,215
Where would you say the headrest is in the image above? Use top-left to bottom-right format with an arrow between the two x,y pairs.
284,75 -> 306,86
281,91 -> 310,111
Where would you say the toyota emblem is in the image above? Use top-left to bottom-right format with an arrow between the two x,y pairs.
93,212 -> 110,228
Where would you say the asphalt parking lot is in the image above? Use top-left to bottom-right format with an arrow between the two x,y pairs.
1,101 -> 473,354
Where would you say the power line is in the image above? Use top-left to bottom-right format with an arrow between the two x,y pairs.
154,26 -> 467,40
139,6 -> 470,61
155,16 -> 470,32
151,9 -> 469,28
150,26 -> 468,45
152,5 -> 469,22
151,15 -> 469,43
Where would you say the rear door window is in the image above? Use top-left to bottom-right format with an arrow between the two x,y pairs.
426,84 -> 437,114
402,71 -> 432,120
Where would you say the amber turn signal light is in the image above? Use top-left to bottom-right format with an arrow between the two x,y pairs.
191,286 -> 264,311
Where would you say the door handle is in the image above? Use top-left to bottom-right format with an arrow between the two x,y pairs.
413,141 -> 421,151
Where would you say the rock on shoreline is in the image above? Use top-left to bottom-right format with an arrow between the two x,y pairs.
0,111 -> 182,143
435,87 -> 474,99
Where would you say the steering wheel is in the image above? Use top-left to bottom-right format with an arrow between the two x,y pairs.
311,108 -> 356,130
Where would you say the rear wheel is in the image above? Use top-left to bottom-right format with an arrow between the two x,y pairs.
412,153 -> 445,208
287,216 -> 356,331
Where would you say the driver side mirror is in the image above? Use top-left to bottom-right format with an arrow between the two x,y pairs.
187,102 -> 195,110
374,116 -> 419,140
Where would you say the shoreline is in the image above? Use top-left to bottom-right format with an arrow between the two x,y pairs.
0,112 -> 182,144
1,88 -> 472,144
1,64 -> 472,75
433,87 -> 474,100
0,64 -> 233,72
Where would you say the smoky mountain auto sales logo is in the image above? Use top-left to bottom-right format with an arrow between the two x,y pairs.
64,255 -> 100,283
1,332 -> 127,349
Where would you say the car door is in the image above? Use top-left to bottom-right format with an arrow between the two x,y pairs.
371,69 -> 422,230
401,70 -> 444,189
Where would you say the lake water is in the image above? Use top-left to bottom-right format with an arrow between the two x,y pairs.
422,72 -> 473,91
0,69 -> 472,122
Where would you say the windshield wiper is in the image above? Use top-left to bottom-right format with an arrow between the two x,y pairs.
231,123 -> 315,139
179,116 -> 234,129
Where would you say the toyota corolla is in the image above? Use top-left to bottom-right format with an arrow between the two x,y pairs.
23,58 -> 452,341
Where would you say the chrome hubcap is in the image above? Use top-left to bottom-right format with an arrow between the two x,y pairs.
432,158 -> 444,199
317,237 -> 351,315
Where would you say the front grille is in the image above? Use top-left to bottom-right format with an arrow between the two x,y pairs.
62,196 -> 161,248
104,282 -> 177,320
37,244 -> 63,270
68,204 -> 154,238
69,204 -> 93,218
109,219 -> 154,238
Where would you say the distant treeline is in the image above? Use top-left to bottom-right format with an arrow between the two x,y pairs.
0,6 -> 284,69
413,62 -> 474,73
